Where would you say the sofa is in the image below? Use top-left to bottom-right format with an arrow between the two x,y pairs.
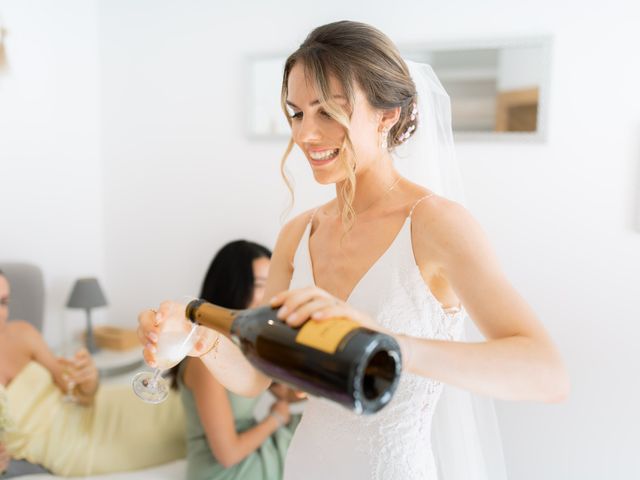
0,261 -> 188,479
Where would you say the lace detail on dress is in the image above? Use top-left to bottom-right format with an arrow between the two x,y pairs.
284,215 -> 466,480
372,264 -> 465,480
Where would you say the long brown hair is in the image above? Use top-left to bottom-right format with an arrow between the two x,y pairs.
280,21 -> 418,230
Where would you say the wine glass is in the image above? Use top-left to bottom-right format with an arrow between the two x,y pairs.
59,335 -> 82,403
132,298 -> 211,404
62,365 -> 77,403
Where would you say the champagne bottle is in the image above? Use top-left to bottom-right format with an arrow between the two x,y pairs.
185,299 -> 402,415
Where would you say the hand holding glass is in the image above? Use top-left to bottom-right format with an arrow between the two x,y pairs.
133,301 -> 216,404
59,341 -> 82,403
60,357 -> 77,403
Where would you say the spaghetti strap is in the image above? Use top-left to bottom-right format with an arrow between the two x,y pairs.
307,207 -> 320,237
308,208 -> 320,226
409,193 -> 435,219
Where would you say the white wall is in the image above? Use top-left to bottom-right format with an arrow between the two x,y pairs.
0,0 -> 105,347
1,0 -> 638,478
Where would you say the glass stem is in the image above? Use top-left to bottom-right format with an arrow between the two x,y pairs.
148,368 -> 162,388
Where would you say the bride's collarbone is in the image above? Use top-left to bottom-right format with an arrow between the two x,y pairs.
314,204 -> 408,236
312,217 -> 402,258
310,205 -> 459,308
309,211 -> 406,295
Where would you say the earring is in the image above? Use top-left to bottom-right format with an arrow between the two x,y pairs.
380,127 -> 390,150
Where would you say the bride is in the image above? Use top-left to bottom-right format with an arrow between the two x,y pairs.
138,20 -> 569,479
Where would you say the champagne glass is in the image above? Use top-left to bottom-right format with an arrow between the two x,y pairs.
62,367 -> 77,403
132,298 -> 212,404
59,335 -> 81,403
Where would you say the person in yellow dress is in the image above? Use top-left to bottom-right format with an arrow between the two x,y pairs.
0,269 -> 185,477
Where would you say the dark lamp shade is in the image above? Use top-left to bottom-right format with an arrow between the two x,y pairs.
66,278 -> 107,309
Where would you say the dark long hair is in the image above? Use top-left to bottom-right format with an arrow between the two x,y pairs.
168,240 -> 272,389
199,240 -> 272,309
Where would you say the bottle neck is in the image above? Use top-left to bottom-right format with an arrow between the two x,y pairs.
185,299 -> 237,335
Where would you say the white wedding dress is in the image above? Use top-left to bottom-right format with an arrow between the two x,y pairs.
283,205 -> 467,480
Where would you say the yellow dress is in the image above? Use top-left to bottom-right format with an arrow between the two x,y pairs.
2,361 -> 185,476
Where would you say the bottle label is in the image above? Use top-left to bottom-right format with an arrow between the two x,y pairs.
296,317 -> 359,354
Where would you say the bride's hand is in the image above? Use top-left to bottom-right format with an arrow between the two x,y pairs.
270,286 -> 383,332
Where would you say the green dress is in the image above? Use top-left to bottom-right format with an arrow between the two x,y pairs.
178,362 -> 300,480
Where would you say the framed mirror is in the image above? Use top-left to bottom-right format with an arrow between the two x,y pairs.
246,36 -> 552,142
402,36 -> 552,141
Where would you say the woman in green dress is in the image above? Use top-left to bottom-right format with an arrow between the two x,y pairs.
168,240 -> 302,480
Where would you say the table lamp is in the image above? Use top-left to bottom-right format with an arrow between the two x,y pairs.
66,277 -> 108,353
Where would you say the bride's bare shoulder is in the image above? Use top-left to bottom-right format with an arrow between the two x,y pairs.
272,203 -> 330,266
278,208 -> 316,246
266,205 -> 327,294
411,194 -> 489,263
278,201 -> 334,243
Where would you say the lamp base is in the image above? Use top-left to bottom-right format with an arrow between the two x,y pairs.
85,308 -> 100,354
86,338 -> 100,354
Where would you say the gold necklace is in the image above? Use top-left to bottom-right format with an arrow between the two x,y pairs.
353,176 -> 402,215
